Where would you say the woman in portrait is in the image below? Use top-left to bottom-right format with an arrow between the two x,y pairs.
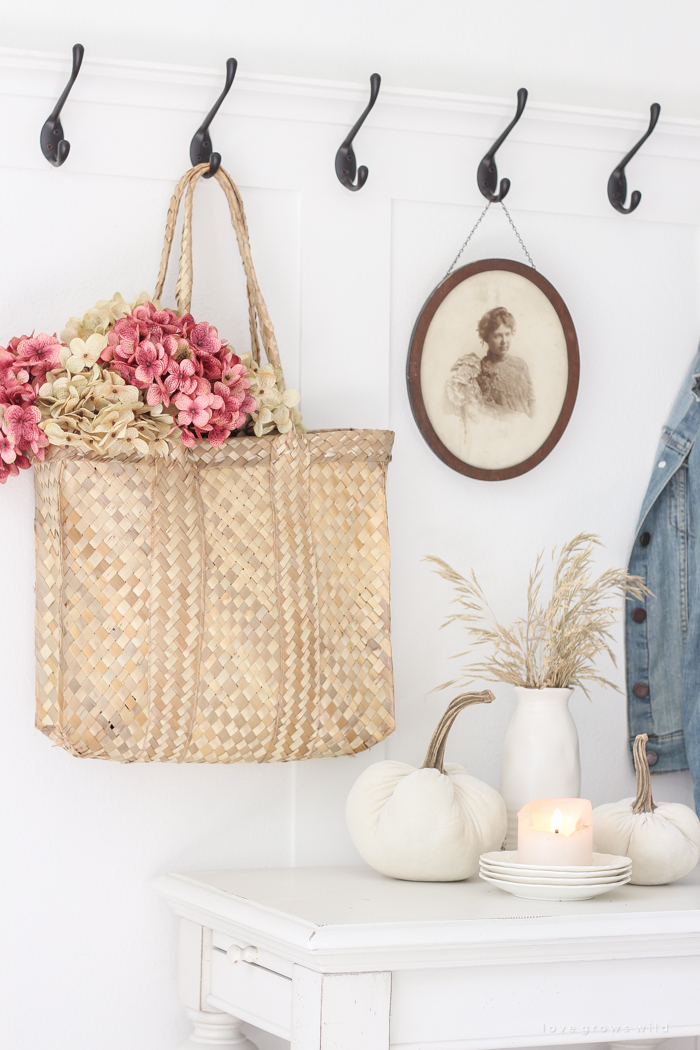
446,306 -> 534,420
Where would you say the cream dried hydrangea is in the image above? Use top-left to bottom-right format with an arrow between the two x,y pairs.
61,291 -> 153,344
37,334 -> 177,456
242,353 -> 304,437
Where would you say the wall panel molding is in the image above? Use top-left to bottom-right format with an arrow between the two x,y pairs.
2,45 -> 700,161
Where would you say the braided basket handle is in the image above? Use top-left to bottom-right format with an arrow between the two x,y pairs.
153,163 -> 281,369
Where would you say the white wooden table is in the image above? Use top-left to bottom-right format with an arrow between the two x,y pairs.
153,865 -> 700,1050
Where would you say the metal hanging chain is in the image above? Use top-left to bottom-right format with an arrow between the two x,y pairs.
499,202 -> 536,270
444,200 -> 536,279
444,202 -> 492,277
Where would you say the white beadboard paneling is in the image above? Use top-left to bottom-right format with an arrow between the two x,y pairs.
299,187 -> 391,430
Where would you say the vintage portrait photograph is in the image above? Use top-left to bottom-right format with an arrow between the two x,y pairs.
407,260 -> 579,480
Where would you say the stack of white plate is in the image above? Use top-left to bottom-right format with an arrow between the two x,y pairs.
479,851 -> 632,900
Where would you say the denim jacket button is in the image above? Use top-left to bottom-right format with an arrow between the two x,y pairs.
632,608 -> 647,623
646,749 -> 658,766
633,682 -> 649,698
640,531 -> 651,547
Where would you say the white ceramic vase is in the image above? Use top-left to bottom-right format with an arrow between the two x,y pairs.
499,687 -> 581,850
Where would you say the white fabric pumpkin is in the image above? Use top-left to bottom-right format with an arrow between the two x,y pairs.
346,691 -> 507,881
593,734 -> 700,885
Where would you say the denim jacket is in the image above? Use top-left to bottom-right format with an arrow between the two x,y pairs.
627,344 -> 700,813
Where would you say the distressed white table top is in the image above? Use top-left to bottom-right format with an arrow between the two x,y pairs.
154,864 -> 700,971
166,863 -> 700,924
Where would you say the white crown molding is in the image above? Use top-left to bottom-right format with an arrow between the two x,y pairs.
2,45 -> 700,160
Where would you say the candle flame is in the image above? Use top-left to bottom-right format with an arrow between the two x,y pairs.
551,807 -> 563,834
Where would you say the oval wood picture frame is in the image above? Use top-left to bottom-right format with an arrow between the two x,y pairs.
407,259 -> 579,481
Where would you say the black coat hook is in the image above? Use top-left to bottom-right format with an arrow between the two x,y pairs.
607,103 -> 661,214
477,88 -> 528,203
40,43 -> 85,167
335,74 -> 381,191
190,58 -> 238,179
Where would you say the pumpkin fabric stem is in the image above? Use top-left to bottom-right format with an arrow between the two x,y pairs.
632,732 -> 657,814
422,690 -> 495,775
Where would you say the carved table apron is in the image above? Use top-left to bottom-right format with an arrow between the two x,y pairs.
153,864 -> 700,1050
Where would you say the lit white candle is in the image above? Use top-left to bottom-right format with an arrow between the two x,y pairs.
517,798 -> 593,865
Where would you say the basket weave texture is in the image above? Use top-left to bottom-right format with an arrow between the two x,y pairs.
34,166 -> 395,762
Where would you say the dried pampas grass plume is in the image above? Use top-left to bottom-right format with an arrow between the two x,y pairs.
426,533 -> 651,698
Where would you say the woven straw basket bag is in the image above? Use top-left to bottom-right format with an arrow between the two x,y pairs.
34,165 -> 395,762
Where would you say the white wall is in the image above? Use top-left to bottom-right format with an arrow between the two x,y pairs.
5,0 -> 700,117
1,5 -> 699,1048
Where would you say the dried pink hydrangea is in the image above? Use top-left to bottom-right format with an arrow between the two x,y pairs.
98,300 -> 256,449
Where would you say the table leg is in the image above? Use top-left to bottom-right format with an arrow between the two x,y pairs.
291,965 -> 391,1050
177,1008 -> 258,1049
